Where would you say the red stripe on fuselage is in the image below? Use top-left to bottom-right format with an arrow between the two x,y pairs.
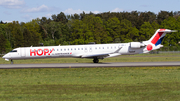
151,29 -> 165,44
48,48 -> 54,55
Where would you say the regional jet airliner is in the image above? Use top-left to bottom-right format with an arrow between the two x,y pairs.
2,29 -> 176,64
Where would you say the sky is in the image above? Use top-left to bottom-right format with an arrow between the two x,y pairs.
1,0 -> 180,23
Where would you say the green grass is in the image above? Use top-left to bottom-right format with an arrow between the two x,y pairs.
1,53 -> 180,64
0,67 -> 180,101
0,53 -> 180,100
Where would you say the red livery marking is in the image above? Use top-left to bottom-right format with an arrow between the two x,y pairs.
48,48 -> 54,55
147,44 -> 153,51
37,49 -> 43,56
30,49 -> 36,56
30,48 -> 54,56
70,52 -> 72,54
151,29 -> 165,44
44,48 -> 49,55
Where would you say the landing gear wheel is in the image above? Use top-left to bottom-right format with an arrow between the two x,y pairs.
93,58 -> 99,63
11,59 -> 13,64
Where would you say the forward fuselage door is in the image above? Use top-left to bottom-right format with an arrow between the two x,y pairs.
21,48 -> 26,57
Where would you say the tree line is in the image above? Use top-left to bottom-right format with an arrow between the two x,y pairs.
1,10 -> 180,55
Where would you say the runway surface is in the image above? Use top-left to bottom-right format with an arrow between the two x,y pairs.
0,62 -> 180,69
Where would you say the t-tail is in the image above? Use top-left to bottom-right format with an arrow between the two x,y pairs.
143,29 -> 177,53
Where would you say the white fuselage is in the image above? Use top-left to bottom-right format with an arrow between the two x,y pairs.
2,43 -> 148,60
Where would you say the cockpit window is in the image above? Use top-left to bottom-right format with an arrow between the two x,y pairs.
10,50 -> 17,52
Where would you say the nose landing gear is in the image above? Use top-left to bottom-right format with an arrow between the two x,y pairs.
11,60 -> 13,64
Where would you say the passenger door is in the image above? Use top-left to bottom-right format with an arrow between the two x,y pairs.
21,48 -> 26,57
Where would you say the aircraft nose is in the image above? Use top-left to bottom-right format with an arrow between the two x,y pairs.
2,54 -> 8,59
2,55 -> 6,59
2,54 -> 10,61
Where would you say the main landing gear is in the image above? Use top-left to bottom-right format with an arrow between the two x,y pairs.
11,59 -> 13,64
93,58 -> 99,63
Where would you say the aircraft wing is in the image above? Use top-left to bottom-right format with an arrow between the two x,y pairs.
81,53 -> 109,59
81,47 -> 122,59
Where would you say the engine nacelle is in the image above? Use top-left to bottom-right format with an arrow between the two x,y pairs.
130,42 -> 144,48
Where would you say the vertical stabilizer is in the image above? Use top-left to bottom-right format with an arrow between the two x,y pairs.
142,29 -> 177,53
148,29 -> 177,46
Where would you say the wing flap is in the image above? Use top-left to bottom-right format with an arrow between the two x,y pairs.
81,53 -> 109,58
81,47 -> 122,59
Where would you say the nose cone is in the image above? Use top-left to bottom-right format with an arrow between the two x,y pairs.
2,54 -> 8,59
2,54 -> 10,61
2,55 -> 6,59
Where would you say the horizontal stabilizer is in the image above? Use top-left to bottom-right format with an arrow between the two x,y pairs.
158,30 -> 177,33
